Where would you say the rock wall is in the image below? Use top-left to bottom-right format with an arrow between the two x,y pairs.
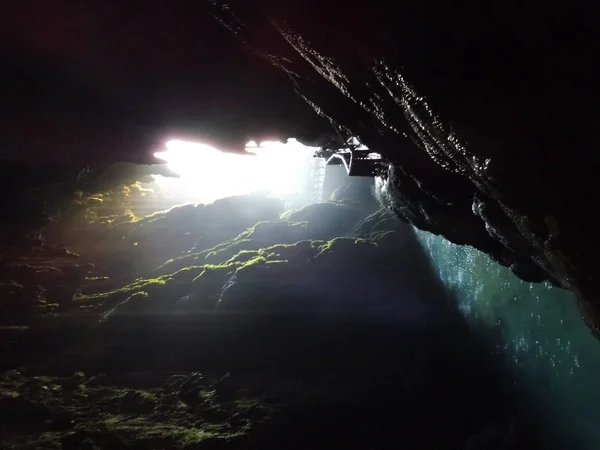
208,0 -> 600,337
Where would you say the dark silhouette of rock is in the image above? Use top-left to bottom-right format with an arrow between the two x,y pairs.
209,1 -> 600,336
284,202 -> 368,240
211,373 -> 235,401
52,410 -> 75,430
0,394 -> 53,422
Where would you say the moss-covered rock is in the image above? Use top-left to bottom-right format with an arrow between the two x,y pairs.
0,370 -> 269,450
242,220 -> 308,245
56,172 -> 415,321
213,234 -> 420,314
179,266 -> 234,312
0,262 -> 94,324
155,220 -> 310,276
166,239 -> 325,313
81,206 -> 419,317
329,177 -> 377,206
67,194 -> 287,281
347,209 -> 409,239
283,202 -> 367,240
203,239 -> 258,265
75,277 -> 168,310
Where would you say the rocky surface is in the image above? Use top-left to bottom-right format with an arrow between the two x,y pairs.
207,0 -> 600,337
68,181 -> 426,321
0,172 -> 386,323
0,369 -> 270,450
0,318 -> 536,450
0,174 -> 551,449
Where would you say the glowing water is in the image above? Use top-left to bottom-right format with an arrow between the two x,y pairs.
415,229 -> 600,448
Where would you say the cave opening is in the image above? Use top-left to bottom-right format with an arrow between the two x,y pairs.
0,143 -> 591,449
3,2 -> 600,448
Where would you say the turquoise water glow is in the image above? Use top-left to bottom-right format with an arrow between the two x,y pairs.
415,229 -> 600,448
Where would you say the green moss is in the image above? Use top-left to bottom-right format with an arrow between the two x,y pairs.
95,212 -> 137,226
74,278 -> 167,306
204,239 -> 255,264
236,256 -> 268,270
187,266 -> 233,309
234,259 -> 288,277
318,237 -> 376,255
192,266 -> 233,286
223,249 -> 259,264
245,220 -> 308,240
0,389 -> 19,398
166,240 -> 327,299
154,220 -> 310,276
0,368 -> 271,450
152,253 -> 203,276
262,240 -> 324,261
159,238 -> 256,275
104,415 -> 218,446
21,432 -> 62,450
279,209 -> 298,220
72,178 -> 163,227
84,219 -> 329,313
168,266 -> 205,284
84,276 -> 110,281
201,240 -> 323,274
33,300 -> 60,315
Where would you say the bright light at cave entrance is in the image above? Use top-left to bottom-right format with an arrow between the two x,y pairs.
153,138 -> 321,203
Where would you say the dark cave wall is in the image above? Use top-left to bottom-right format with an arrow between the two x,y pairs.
209,0 -> 600,336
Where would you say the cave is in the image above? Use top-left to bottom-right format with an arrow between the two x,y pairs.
1,2 -> 600,449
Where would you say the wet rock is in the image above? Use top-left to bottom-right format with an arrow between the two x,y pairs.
509,261 -> 547,284
463,418 -> 520,450
62,372 -> 86,390
211,1 -> 600,336
121,390 -> 156,413
229,412 -> 246,427
329,177 -> 376,204
246,404 -> 266,421
238,220 -> 308,247
347,209 -> 410,240
0,394 -> 53,422
52,409 -> 75,430
215,231 -> 426,315
4,369 -> 23,381
201,405 -> 230,422
99,286 -> 175,323
176,294 -> 194,309
211,373 -> 235,401
76,438 -> 99,450
178,372 -> 205,407
179,372 -> 205,391
0,281 -> 28,323
154,392 -> 181,413
19,377 -> 43,393
85,373 -> 107,387
61,430 -> 90,450
183,436 -> 231,450
284,202 -> 367,240
163,373 -> 188,389
178,268 -> 233,312
88,431 -> 129,450
179,388 -> 202,407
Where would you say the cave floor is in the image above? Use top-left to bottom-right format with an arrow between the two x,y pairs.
0,312 -> 519,450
